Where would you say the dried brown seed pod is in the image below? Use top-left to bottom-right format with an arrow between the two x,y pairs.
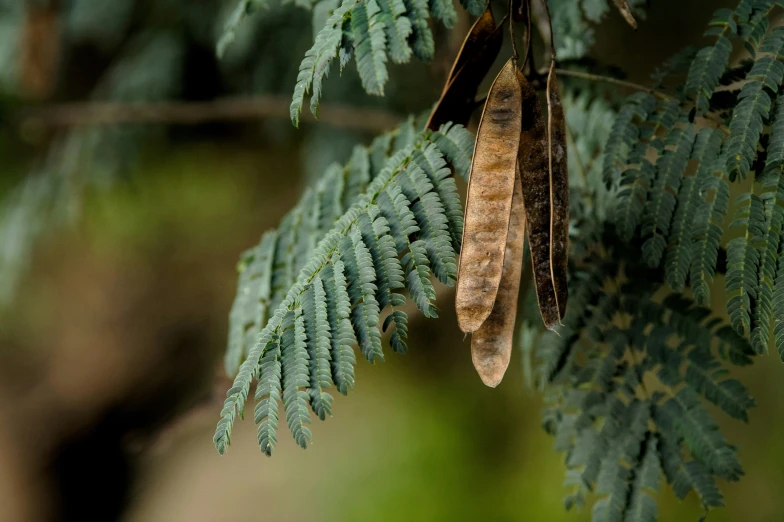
455,58 -> 522,334
612,0 -> 638,29
546,61 -> 569,320
471,165 -> 526,387
517,69 -> 559,330
426,5 -> 503,130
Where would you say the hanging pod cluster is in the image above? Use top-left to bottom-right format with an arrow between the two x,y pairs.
455,56 -> 569,387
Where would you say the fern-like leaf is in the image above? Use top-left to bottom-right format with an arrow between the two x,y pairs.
684,9 -> 736,112
624,436 -> 661,522
403,0 -> 435,61
217,0 -> 267,58
271,210 -> 301,308
217,127 -> 468,454
752,99 -> 784,352
341,229 -> 385,363
396,162 -> 457,284
774,251 -> 784,360
303,279 -> 334,419
323,260 -> 358,394
352,0 -> 389,95
641,124 -> 696,267
282,309 -> 313,449
614,142 -> 655,242
602,92 -> 655,188
665,128 -> 721,290
458,0 -> 484,17
291,0 -> 356,126
689,133 -> 728,305
413,143 -> 464,250
535,238 -> 754,516
592,448 -> 632,522
377,182 -> 438,317
383,309 -> 409,353
377,0 -> 413,63
253,332 -> 282,456
659,388 -> 743,481
431,122 -> 474,179
726,193 -> 763,337
358,210 -> 405,309
428,0 -> 456,28
683,350 -> 755,421
225,231 -> 277,375
727,27 -> 784,179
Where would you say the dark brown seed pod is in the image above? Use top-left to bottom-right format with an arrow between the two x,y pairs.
517,69 -> 559,330
443,4 -> 498,88
612,0 -> 638,29
546,61 -> 569,320
455,58 -> 522,334
426,5 -> 503,130
471,166 -> 525,387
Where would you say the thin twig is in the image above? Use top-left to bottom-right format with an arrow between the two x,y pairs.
477,66 -> 673,103
552,69 -> 673,100
13,96 -> 403,132
541,0 -> 555,61
522,0 -> 534,71
30,71 -> 674,133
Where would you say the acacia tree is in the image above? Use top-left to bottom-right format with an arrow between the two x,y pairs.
3,0 -> 784,520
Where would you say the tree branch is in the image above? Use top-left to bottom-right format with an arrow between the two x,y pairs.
13,96 -> 403,133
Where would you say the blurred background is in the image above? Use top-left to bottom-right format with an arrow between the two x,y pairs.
0,0 -> 782,521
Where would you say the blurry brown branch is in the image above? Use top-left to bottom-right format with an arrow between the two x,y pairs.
14,96 -> 403,133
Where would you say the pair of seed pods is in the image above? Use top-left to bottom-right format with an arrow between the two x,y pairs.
455,57 -> 569,388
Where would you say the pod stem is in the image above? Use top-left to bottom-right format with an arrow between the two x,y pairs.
522,0 -> 533,72
541,0 -> 555,62
508,0 -> 519,64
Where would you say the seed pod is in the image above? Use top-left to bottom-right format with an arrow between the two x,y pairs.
426,5 -> 503,130
456,58 -> 522,333
471,166 -> 525,387
612,0 -> 637,29
547,61 -> 569,320
443,4 -> 498,88
517,69 -> 559,330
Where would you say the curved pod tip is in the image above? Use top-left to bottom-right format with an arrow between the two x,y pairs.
472,351 -> 509,388
471,168 -> 526,388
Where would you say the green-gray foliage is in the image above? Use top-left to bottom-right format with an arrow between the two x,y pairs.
538,238 -> 755,518
605,0 -> 784,357
549,0 -> 647,60
0,31 -> 183,306
5,0 -> 784,520
216,120 -> 473,456
219,0 -> 468,126
289,0 -> 440,125
217,1 -> 780,516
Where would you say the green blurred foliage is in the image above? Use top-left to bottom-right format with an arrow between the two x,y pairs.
82,144 -> 781,522
0,1 -> 783,521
